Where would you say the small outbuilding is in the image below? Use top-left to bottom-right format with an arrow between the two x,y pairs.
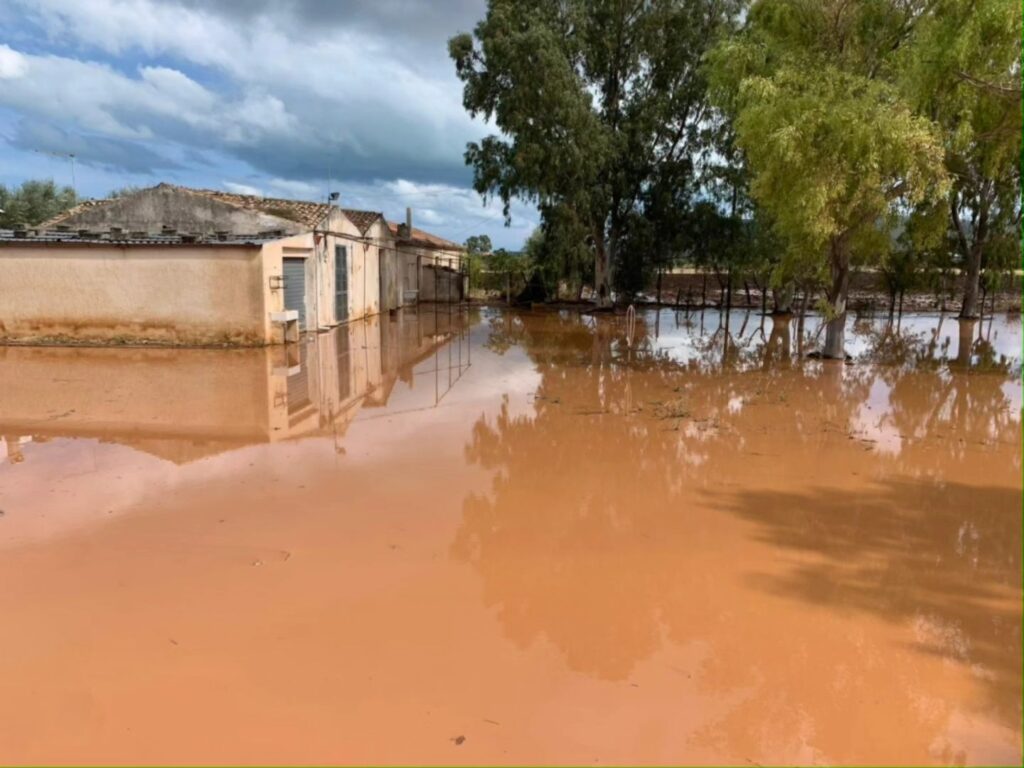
0,184 -> 397,345
389,211 -> 468,305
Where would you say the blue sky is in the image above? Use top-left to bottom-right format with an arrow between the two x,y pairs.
0,0 -> 538,248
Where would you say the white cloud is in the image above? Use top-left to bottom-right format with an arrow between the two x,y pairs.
0,50 -> 299,147
0,43 -> 27,78
267,178 -> 321,199
1,0 -> 538,249
338,178 -> 539,250
11,0 -> 480,177
223,181 -> 262,196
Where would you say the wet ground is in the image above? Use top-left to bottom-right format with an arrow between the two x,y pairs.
0,306 -> 1020,766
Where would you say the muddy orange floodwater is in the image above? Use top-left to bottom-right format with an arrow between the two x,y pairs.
0,307 -> 1020,766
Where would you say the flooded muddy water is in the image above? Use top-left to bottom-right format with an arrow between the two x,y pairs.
0,306 -> 1020,766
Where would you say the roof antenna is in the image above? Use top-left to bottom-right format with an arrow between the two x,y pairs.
326,155 -> 339,206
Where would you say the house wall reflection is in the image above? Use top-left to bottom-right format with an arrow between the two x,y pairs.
0,307 -> 472,464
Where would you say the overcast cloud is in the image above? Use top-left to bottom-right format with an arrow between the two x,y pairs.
0,0 -> 537,248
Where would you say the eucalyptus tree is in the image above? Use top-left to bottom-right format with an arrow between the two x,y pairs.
707,0 -> 949,358
449,0 -> 742,307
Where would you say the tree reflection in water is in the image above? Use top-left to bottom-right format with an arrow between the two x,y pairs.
452,307 -> 1021,758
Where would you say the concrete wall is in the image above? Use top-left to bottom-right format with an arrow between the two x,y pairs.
394,243 -> 464,304
48,185 -> 303,236
420,263 -> 466,302
0,242 -> 267,345
377,225 -> 401,312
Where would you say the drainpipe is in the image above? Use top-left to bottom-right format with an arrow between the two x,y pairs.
309,213 -> 327,332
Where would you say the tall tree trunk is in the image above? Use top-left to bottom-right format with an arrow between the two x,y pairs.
594,238 -> 612,307
823,238 -> 851,359
764,314 -> 791,367
960,244 -> 983,318
744,280 -> 752,307
774,282 -> 794,314
656,266 -> 663,305
956,317 -> 977,367
953,193 -> 989,320
701,272 -> 707,307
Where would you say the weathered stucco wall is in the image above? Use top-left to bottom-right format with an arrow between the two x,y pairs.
48,185 -> 304,236
0,243 -> 267,345
259,233 -> 315,339
324,210 -> 381,324
419,263 -> 466,302
394,243 -> 464,304
374,221 -> 400,313
259,218 -> 384,336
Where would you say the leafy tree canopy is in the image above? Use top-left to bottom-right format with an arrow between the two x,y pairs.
0,179 -> 78,228
450,0 -> 743,304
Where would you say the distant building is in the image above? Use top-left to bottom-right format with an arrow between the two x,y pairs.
0,183 -> 465,346
390,209 -> 467,304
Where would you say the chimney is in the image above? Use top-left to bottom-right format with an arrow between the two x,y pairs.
406,207 -> 413,238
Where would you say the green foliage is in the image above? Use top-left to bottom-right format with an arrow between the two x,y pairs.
450,0 -> 742,303
464,234 -> 493,256
706,0 -> 949,325
464,234 -> 494,291
534,204 -> 594,297
899,0 -> 1021,312
0,179 -> 78,227
473,242 -> 534,298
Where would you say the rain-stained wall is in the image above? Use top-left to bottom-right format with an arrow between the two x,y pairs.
0,242 -> 268,345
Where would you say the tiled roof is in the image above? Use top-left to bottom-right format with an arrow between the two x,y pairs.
387,221 -> 465,252
40,184 -> 385,234
39,199 -> 114,229
0,228 -> 280,247
341,209 -> 384,234
178,185 -> 332,228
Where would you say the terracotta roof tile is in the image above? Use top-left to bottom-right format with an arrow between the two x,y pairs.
39,199 -> 112,229
387,221 -> 464,252
177,185 -> 332,228
39,184 -> 385,234
341,208 -> 384,234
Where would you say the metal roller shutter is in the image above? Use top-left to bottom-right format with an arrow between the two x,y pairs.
283,258 -> 307,329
